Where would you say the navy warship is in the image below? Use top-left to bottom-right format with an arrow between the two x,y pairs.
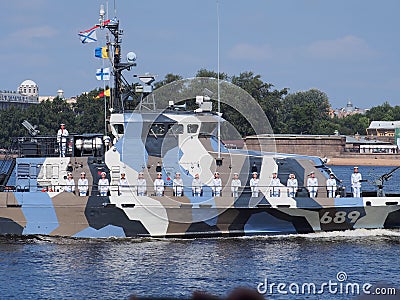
0,6 -> 399,238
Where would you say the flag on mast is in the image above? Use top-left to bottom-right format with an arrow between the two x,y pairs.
95,89 -> 111,99
95,46 -> 109,58
78,25 -> 98,43
96,68 -> 111,81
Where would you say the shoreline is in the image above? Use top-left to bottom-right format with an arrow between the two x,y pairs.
327,157 -> 400,166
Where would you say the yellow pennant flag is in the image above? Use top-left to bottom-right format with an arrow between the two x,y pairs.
101,46 -> 109,58
95,88 -> 111,99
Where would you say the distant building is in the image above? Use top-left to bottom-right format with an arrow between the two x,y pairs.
57,89 -> 64,99
334,100 -> 366,118
39,89 -> 76,105
245,133 -> 399,158
245,134 -> 345,158
366,121 -> 400,137
38,96 -> 56,103
345,134 -> 397,154
0,80 -> 39,109
65,97 -> 77,105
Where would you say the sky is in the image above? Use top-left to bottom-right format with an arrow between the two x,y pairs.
1,0 -> 400,109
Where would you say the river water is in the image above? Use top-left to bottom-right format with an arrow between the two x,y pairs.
0,166 -> 399,300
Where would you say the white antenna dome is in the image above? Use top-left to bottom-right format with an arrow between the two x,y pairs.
127,52 -> 137,63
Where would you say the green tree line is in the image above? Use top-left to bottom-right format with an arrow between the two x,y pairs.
0,89 -> 105,148
0,70 -> 398,148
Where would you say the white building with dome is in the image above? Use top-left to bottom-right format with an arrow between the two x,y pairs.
18,79 -> 39,97
0,79 -> 39,109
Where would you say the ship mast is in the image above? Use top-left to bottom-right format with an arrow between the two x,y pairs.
217,0 -> 221,160
99,5 -> 136,113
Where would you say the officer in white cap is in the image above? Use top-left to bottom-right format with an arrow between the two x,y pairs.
137,172 -> 147,196
173,172 -> 184,196
192,173 -> 202,197
118,172 -> 129,196
307,171 -> 318,198
65,172 -> 75,193
98,171 -> 109,196
154,172 -> 165,196
269,172 -> 281,197
351,166 -> 362,197
250,171 -> 260,197
212,171 -> 222,197
78,171 -> 89,196
287,173 -> 298,197
326,173 -> 337,198
57,123 -> 69,157
231,173 -> 241,198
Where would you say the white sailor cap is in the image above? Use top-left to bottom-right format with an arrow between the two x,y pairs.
354,166 -> 359,169
67,172 -> 72,176
60,123 -> 65,126
101,171 -> 106,176
175,172 -> 181,175
233,173 -> 239,176
309,171 -> 315,175
252,172 -> 258,175
121,172 -> 126,175
214,172 -> 219,175
80,172 -> 86,175
157,172 -> 162,176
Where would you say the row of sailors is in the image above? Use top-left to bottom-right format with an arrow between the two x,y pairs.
64,171 -> 112,196
63,170 -> 344,198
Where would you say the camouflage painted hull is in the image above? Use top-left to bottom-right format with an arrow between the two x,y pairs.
5,112 -> 400,238
1,191 -> 399,238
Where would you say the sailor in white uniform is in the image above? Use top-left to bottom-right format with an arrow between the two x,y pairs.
57,123 -> 69,157
351,166 -> 362,197
118,172 -> 129,196
154,173 -> 165,196
250,172 -> 260,197
269,172 -> 281,197
173,172 -> 184,196
65,172 -> 75,193
98,171 -> 109,196
307,171 -> 319,198
192,173 -> 202,197
326,173 -> 337,198
78,172 -> 89,197
287,173 -> 298,198
137,172 -> 147,196
231,173 -> 241,198
212,172 -> 222,197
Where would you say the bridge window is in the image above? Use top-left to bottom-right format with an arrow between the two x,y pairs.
200,122 -> 217,135
168,124 -> 183,135
187,124 -> 199,134
149,124 -> 165,136
114,124 -> 124,134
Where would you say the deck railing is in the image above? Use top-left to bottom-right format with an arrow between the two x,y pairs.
1,184 -> 348,198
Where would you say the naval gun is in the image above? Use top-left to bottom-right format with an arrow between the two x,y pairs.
372,166 -> 400,197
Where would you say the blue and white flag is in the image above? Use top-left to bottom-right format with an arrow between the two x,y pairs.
109,17 -> 118,24
78,26 -> 98,43
96,68 -> 111,81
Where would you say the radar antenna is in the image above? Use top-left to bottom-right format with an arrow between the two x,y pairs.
136,74 -> 157,111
